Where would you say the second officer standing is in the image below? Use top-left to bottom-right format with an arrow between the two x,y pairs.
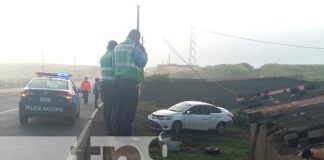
100,40 -> 118,134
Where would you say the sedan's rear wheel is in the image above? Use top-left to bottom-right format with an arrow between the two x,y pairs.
19,115 -> 28,125
216,122 -> 226,135
171,121 -> 182,135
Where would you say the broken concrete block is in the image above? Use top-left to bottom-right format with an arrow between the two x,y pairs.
158,131 -> 182,152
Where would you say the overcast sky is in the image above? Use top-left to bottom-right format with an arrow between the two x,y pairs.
0,0 -> 323,67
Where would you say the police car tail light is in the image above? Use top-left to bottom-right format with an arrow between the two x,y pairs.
20,91 -> 34,97
65,93 -> 73,100
56,93 -> 73,100
20,91 -> 27,97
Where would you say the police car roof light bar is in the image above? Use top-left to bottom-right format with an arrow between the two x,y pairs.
35,72 -> 55,77
35,72 -> 72,80
55,72 -> 72,80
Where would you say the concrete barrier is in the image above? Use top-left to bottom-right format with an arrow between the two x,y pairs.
68,103 -> 103,160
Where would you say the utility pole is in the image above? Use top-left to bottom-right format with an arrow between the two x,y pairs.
97,53 -> 99,66
137,5 -> 144,45
168,52 -> 171,64
41,50 -> 45,71
189,26 -> 197,65
73,56 -> 76,73
137,5 -> 140,31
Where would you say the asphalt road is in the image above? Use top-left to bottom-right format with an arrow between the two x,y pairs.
0,89 -> 99,136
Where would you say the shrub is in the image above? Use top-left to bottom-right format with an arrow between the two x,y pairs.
304,83 -> 318,90
145,74 -> 169,82
290,87 -> 300,94
291,90 -> 306,99
232,109 -> 249,127
261,94 -> 270,100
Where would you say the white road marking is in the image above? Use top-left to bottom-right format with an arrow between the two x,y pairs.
0,108 -> 18,115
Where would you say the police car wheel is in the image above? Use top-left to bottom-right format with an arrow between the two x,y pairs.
19,115 -> 28,125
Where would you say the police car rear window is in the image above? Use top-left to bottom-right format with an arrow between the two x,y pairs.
28,79 -> 68,90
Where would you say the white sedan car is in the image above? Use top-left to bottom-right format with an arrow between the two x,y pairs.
147,101 -> 234,134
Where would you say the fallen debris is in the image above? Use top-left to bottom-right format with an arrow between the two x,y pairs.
205,146 -> 220,155
158,131 -> 182,152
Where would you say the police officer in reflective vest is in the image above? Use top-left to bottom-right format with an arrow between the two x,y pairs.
114,29 -> 148,136
100,40 -> 118,134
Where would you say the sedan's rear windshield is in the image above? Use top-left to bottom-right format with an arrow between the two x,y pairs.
27,79 -> 68,90
168,102 -> 192,112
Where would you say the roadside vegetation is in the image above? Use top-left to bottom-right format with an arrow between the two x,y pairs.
146,63 -> 324,81
256,64 -> 324,81
2,62 -> 324,88
0,79 -> 30,89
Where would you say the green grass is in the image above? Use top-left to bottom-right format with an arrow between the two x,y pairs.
149,128 -> 250,160
256,64 -> 324,81
146,63 -> 257,80
134,101 -> 250,160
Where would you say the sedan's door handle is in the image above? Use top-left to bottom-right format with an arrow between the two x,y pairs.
202,119 -> 208,120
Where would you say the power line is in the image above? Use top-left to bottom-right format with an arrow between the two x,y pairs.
197,28 -> 324,50
163,37 -> 200,77
163,37 -> 239,95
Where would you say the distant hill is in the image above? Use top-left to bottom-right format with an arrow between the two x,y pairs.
146,63 -> 259,81
256,64 -> 324,81
146,63 -> 324,81
0,63 -> 100,81
197,63 -> 258,80
2,63 -> 324,89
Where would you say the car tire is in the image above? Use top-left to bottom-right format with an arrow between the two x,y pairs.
19,115 -> 28,125
216,122 -> 226,135
171,121 -> 182,135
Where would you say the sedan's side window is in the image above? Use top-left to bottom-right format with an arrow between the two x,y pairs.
209,106 -> 222,113
189,105 -> 210,115
188,106 -> 199,114
200,106 -> 212,115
